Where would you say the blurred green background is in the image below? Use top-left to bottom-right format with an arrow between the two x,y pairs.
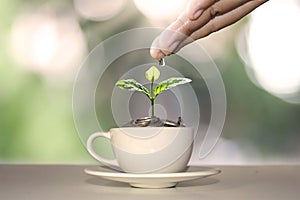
1,0 -> 300,164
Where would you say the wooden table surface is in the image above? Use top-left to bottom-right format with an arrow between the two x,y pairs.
0,165 -> 299,200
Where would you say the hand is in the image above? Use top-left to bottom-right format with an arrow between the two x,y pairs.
150,0 -> 269,60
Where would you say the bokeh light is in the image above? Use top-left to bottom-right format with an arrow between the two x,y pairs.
74,0 -> 126,21
10,5 -> 87,81
134,0 -> 187,21
239,0 -> 300,103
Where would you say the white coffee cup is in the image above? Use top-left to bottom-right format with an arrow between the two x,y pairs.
87,127 -> 194,173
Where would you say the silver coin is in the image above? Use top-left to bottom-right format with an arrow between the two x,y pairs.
158,58 -> 165,67
123,116 -> 184,127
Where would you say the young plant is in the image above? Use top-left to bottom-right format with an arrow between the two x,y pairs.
116,66 -> 192,117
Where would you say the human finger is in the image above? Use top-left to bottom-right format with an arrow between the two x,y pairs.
186,0 -> 219,20
150,37 -> 167,60
150,0 -> 268,60
150,13 -> 191,60
153,0 -> 252,57
178,0 -> 269,49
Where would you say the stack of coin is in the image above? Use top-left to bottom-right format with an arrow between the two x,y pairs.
123,116 -> 185,127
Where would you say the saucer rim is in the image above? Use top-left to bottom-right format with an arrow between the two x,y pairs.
84,165 -> 221,179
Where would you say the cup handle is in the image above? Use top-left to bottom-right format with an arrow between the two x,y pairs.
87,132 -> 119,169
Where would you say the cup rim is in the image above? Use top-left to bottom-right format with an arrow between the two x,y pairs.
110,127 -> 193,131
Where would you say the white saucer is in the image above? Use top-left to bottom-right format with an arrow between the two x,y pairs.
84,166 -> 221,188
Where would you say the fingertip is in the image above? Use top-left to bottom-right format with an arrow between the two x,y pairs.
150,48 -> 165,60
156,51 -> 166,60
150,35 -> 169,60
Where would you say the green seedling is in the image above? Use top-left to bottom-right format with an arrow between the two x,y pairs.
116,66 -> 192,117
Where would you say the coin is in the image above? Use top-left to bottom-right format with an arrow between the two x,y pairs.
158,58 -> 165,67
122,116 -> 185,127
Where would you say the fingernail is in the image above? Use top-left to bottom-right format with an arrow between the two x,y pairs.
193,9 -> 203,20
157,51 -> 165,60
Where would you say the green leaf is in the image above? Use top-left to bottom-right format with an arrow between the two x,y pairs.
116,79 -> 150,97
145,66 -> 160,82
154,77 -> 192,96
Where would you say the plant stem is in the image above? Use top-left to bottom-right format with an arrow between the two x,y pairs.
151,98 -> 154,117
150,79 -> 154,117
